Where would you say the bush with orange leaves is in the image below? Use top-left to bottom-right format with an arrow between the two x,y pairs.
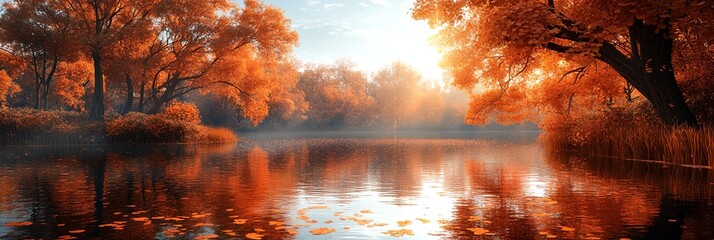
106,102 -> 237,143
0,108 -> 102,145
162,101 -> 202,124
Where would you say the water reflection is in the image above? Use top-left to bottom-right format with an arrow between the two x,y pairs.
0,136 -> 712,239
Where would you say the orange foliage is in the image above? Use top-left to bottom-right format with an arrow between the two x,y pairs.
162,102 -> 201,125
299,61 -> 376,126
0,71 -> 20,107
412,0 -> 713,126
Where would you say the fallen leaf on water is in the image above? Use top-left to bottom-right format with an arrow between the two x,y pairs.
57,235 -> 76,239
397,220 -> 412,227
151,216 -> 165,220
246,233 -> 264,239
547,234 -> 557,238
309,205 -> 329,209
191,213 -> 211,218
226,232 -> 237,236
226,209 -> 234,212
126,205 -> 136,208
360,209 -> 374,214
560,226 -> 575,232
333,212 -> 343,216
68,229 -> 85,234
195,233 -> 219,239
619,238 -> 632,240
131,217 -> 149,222
233,219 -> 248,224
467,227 -> 489,235
468,216 -> 482,221
483,220 -> 492,224
57,223 -> 65,227
539,231 -> 549,235
344,227 -> 350,230
310,227 -> 336,235
416,218 -> 430,224
269,221 -> 283,226
99,224 -> 120,228
287,229 -> 299,235
668,219 -> 677,222
193,223 -> 215,227
5,221 -> 32,227
255,228 -> 266,232
382,229 -> 415,237
275,226 -> 286,230
113,212 -> 121,215
324,220 -> 334,224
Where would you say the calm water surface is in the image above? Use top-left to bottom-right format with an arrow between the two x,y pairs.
0,131 -> 713,239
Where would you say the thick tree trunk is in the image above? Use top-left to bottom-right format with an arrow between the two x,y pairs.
596,20 -> 697,127
42,84 -> 49,110
89,50 -> 104,120
121,74 -> 133,115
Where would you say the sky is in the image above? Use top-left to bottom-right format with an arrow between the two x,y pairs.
262,0 -> 445,83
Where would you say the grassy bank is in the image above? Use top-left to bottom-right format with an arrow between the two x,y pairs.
545,123 -> 714,169
0,108 -> 237,146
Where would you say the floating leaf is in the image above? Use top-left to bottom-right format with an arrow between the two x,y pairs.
397,220 -> 412,227
416,218 -> 430,224
233,219 -> 248,224
310,227 -> 336,235
246,233 -> 264,239
68,229 -> 85,234
5,221 -> 32,227
560,226 -> 575,232
382,229 -> 415,237
467,227 -> 489,235
360,209 -> 374,214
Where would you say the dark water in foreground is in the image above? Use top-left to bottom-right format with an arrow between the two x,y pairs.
0,131 -> 713,239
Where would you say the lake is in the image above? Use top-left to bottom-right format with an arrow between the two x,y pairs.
1,131 -> 713,239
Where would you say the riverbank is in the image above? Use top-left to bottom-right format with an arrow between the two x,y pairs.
0,108 -> 237,146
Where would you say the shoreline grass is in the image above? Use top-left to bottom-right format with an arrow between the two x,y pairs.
545,123 -> 714,169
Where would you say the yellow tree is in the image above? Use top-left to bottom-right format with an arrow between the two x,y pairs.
298,61 -> 376,127
412,0 -> 714,126
373,62 -> 422,129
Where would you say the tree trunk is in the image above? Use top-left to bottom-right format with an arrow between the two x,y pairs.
121,74 -> 133,115
42,84 -> 49,110
34,84 -> 41,110
137,80 -> 145,113
596,20 -> 697,127
89,50 -> 104,120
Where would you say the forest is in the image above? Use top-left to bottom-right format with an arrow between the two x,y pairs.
0,0 -> 712,166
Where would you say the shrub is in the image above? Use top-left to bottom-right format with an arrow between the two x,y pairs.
0,108 -> 102,145
161,101 -> 201,124
106,111 -> 237,144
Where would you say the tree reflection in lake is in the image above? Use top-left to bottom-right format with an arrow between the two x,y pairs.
0,134 -> 712,239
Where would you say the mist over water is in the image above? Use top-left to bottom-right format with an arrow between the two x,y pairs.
0,131 -> 712,239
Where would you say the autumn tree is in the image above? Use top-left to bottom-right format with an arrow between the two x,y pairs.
53,0 -> 158,119
299,61 -> 376,127
412,0 -> 714,126
372,62 -> 423,129
0,0 -> 78,110
113,0 -> 298,126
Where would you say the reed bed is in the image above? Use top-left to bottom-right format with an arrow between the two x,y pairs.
546,123 -> 714,168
